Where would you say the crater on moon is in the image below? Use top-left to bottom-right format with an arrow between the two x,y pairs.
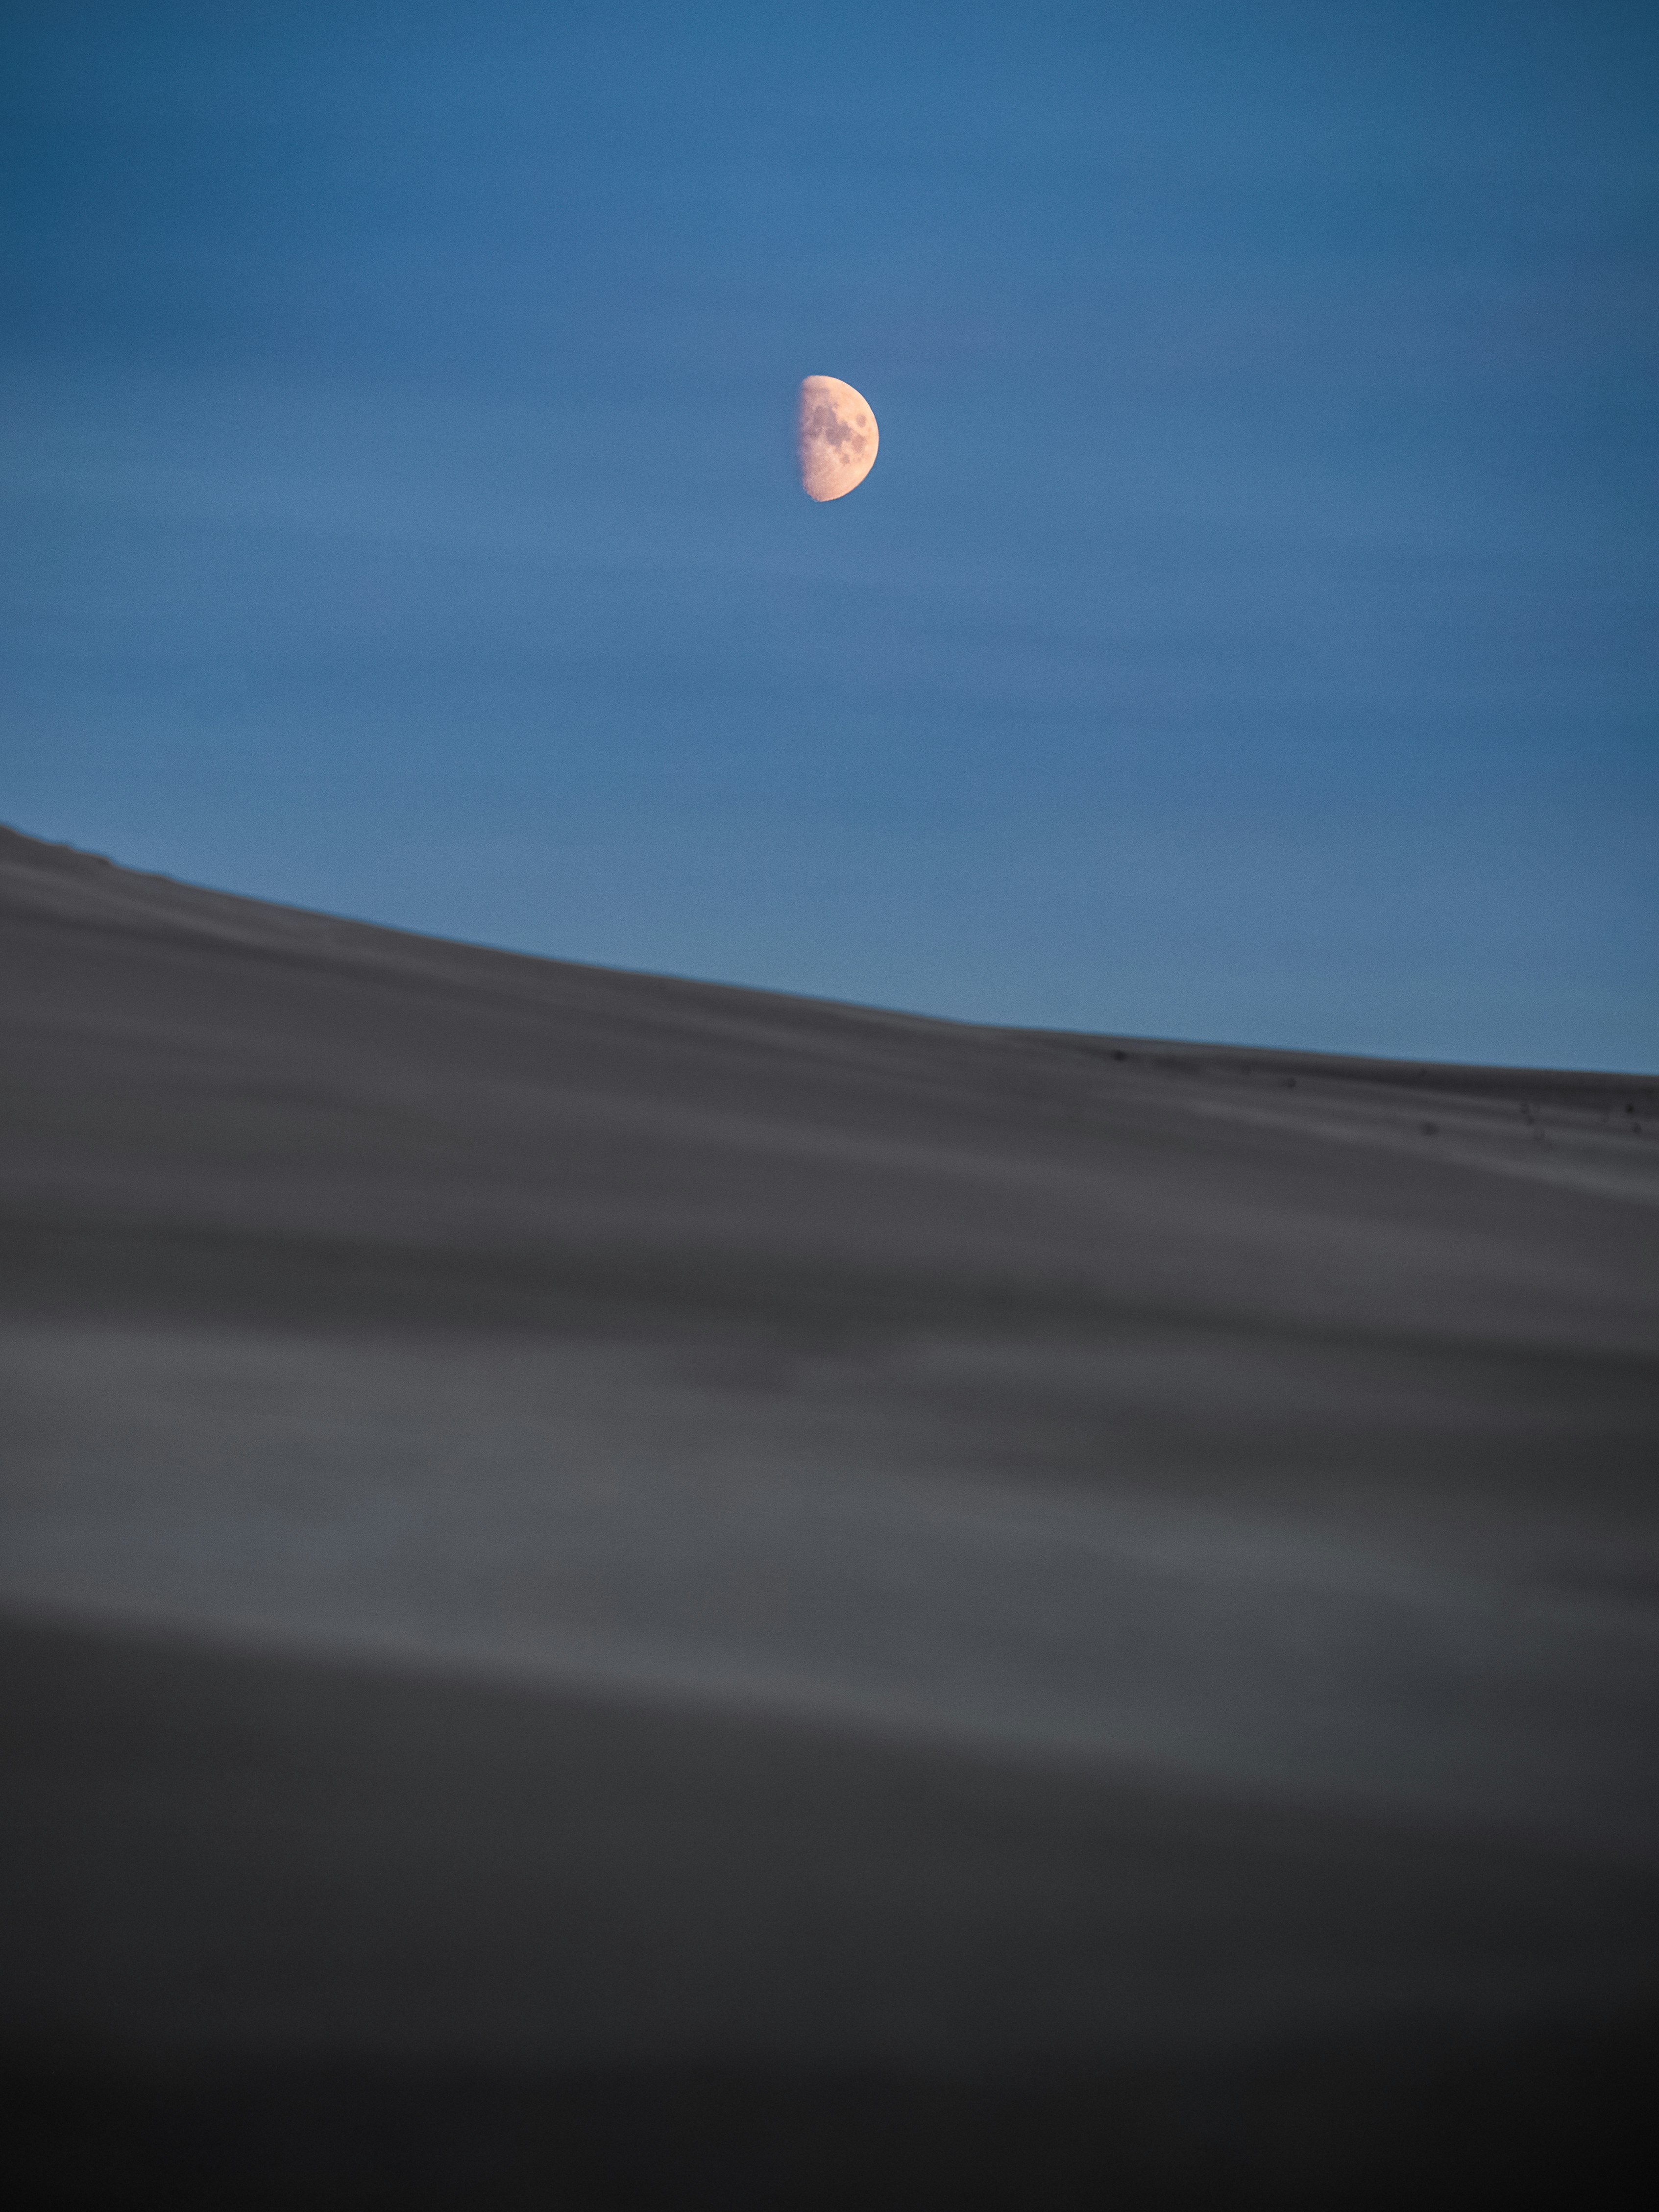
798,375 -> 879,501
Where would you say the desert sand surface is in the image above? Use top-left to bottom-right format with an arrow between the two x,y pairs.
2,820 -> 1657,2206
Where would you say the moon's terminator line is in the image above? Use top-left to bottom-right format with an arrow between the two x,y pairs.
798,375 -> 878,501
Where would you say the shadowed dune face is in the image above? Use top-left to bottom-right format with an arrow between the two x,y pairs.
2,822 -> 1658,2204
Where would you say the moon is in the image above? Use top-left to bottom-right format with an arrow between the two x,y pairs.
797,375 -> 879,501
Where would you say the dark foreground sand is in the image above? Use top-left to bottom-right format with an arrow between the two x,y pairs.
2,822 -> 1657,2205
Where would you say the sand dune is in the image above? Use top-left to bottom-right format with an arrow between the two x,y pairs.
2,821 -> 1657,2206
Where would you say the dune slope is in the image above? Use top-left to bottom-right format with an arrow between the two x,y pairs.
2,823 -> 1657,2206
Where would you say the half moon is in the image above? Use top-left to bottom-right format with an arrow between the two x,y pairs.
797,375 -> 879,501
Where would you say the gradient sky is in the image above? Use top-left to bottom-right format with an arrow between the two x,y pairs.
3,1 -> 1655,1067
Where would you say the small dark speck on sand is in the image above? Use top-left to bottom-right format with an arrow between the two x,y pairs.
1422,1122 -> 1438,1136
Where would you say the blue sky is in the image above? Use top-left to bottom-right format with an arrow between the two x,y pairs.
3,1 -> 1655,1066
